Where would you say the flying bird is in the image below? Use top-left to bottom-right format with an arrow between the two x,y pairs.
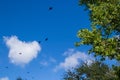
19,53 -> 22,55
45,38 -> 48,41
49,7 -> 53,10
27,72 -> 30,74
38,41 -> 41,44
5,66 -> 8,68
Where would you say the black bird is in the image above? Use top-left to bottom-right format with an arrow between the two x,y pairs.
5,66 -> 8,68
27,72 -> 30,74
19,53 -> 22,55
38,41 -> 41,44
49,7 -> 53,10
45,38 -> 48,41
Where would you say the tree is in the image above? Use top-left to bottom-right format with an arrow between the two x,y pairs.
63,61 -> 117,80
75,0 -> 120,60
74,0 -> 120,79
63,0 -> 120,79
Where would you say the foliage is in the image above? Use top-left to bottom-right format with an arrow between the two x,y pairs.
63,61 -> 117,80
76,0 -> 120,60
113,66 -> 120,79
74,0 -> 120,79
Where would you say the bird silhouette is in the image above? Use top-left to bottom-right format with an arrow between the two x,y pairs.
19,53 -> 22,55
27,71 -> 30,74
49,7 -> 53,10
38,41 -> 41,44
45,38 -> 48,41
5,66 -> 8,68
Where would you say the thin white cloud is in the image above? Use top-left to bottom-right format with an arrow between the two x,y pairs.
54,49 -> 95,71
49,57 -> 57,63
40,61 -> 48,66
4,36 -> 41,66
63,48 -> 75,56
40,57 -> 56,66
0,77 -> 9,80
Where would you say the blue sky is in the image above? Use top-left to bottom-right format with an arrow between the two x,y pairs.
0,0 -> 117,80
